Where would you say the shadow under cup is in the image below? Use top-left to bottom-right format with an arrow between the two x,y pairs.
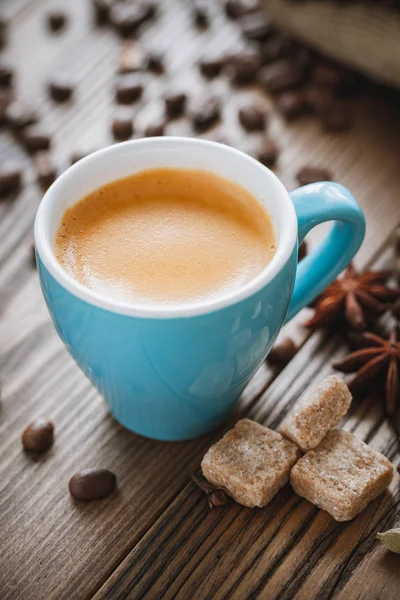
34,137 -> 364,441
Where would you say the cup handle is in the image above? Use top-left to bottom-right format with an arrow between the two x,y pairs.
285,182 -> 366,323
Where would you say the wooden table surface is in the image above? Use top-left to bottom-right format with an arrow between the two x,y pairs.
1,1 -> 400,599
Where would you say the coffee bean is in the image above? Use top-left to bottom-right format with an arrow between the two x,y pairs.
146,50 -> 164,74
34,152 -> 57,189
0,89 -> 12,126
198,54 -> 226,79
0,65 -> 13,88
115,74 -> 143,104
21,125 -> 51,154
31,241 -> 36,268
298,240 -> 308,261
69,468 -> 116,501
260,34 -> 294,64
164,92 -> 187,118
5,101 -> 38,130
320,100 -> 352,132
238,104 -> 266,131
254,137 -> 279,167
48,75 -> 74,103
267,338 -> 297,367
193,0 -> 210,28
239,12 -> 274,42
70,150 -> 92,165
46,10 -> 68,33
296,166 -> 332,186
224,0 -> 260,19
112,110 -> 134,140
92,0 -> 113,25
190,95 -> 221,132
276,90 -> 308,120
144,120 -> 165,136
304,84 -> 335,115
118,41 -> 146,73
260,59 -> 304,93
0,161 -> 22,196
229,50 -> 260,85
22,419 -> 54,452
111,1 -> 154,37
312,63 -> 348,88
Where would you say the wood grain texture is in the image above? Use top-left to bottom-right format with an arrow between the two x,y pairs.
0,1 -> 400,599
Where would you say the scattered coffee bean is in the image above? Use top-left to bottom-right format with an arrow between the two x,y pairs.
320,100 -> 352,132
239,11 -> 274,42
190,95 -> 221,132
5,101 -> 38,130
238,104 -> 266,132
0,161 -> 22,196
48,75 -> 74,103
115,74 -> 143,104
191,469 -> 228,509
296,166 -> 332,186
0,65 -> 13,88
254,137 -> 279,167
267,338 -> 297,367
164,92 -> 187,118
198,54 -> 225,79
298,240 -> 308,261
146,50 -> 164,74
110,1 -> 154,37
118,41 -> 146,73
229,50 -> 260,85
34,152 -> 57,189
69,468 -> 116,501
0,89 -> 12,126
225,0 -> 260,19
22,418 -> 54,452
260,34 -> 294,64
193,0 -> 210,28
112,110 -> 134,140
46,10 -> 68,33
92,0 -> 113,25
144,120 -> 165,136
21,125 -> 51,154
276,90 -> 309,120
260,59 -> 304,93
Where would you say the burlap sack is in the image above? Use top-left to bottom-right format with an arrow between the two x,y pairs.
261,0 -> 400,89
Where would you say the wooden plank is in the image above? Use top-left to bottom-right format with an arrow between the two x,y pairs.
0,0 -> 400,599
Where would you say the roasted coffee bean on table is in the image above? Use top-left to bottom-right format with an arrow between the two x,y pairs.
146,50 -> 164,74
115,74 -> 143,104
110,1 -> 155,37
198,54 -> 226,79
21,125 -> 51,153
46,10 -> 68,33
112,110 -> 134,140
92,0 -> 113,25
296,166 -> 332,186
224,0 -> 260,19
22,419 -> 54,452
5,101 -> 38,130
34,152 -> 57,189
267,338 -> 298,367
118,41 -> 146,73
190,95 -> 221,132
238,11 -> 274,42
0,65 -> 14,88
260,34 -> 295,64
48,75 -> 74,103
276,90 -> 309,120
0,161 -> 22,196
144,120 -> 165,136
254,137 -> 279,167
238,104 -> 266,131
260,59 -> 304,93
229,50 -> 260,85
298,240 -> 308,261
164,91 -> 187,118
0,88 -> 12,122
69,468 -> 117,501
192,0 -> 210,28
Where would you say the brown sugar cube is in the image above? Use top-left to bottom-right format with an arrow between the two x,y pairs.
290,429 -> 393,522
201,419 -> 301,507
279,375 -> 351,452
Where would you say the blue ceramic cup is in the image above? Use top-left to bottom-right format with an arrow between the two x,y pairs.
34,138 -> 365,441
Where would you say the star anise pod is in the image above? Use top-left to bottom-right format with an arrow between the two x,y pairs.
306,263 -> 400,330
333,329 -> 400,416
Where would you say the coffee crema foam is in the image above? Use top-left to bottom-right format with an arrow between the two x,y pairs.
55,168 -> 276,306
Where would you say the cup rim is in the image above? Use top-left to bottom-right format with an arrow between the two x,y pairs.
34,137 -> 298,319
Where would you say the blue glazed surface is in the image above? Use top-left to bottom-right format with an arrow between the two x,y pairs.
37,182 -> 365,441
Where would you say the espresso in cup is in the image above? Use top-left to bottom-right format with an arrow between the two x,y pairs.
55,167 -> 276,306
